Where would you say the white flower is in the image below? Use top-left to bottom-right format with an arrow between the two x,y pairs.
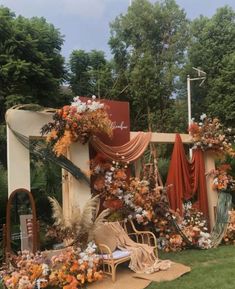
87,100 -> 104,111
94,165 -> 101,174
79,252 -> 86,258
88,261 -> 94,268
142,210 -> 148,216
135,207 -> 143,213
73,96 -> 80,102
77,103 -> 87,113
41,263 -> 49,276
92,95 -> 96,99
82,255 -> 89,261
200,113 -> 207,121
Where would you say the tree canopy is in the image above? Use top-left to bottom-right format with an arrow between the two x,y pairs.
0,6 -> 66,123
69,49 -> 113,98
109,0 -> 189,132
186,6 -> 235,127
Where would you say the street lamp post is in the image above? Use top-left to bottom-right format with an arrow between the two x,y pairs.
187,75 -> 192,129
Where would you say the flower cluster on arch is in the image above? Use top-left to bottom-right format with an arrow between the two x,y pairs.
41,96 -> 113,156
188,114 -> 235,157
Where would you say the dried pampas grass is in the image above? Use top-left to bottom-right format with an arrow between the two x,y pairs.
48,195 -> 109,246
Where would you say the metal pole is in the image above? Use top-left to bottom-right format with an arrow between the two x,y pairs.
187,75 -> 191,127
187,75 -> 193,159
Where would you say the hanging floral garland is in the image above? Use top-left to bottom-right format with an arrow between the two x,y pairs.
41,96 -> 113,156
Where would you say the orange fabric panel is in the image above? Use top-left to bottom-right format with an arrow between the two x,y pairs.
166,134 -> 209,220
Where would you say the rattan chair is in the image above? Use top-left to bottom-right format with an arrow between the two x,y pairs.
97,220 -> 158,282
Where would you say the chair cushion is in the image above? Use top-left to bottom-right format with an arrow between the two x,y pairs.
102,249 -> 130,260
94,225 -> 117,253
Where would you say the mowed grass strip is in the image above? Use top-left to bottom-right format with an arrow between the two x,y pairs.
147,245 -> 235,289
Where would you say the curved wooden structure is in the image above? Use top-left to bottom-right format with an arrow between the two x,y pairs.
5,188 -> 38,255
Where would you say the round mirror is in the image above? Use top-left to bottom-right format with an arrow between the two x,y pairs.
5,188 -> 38,255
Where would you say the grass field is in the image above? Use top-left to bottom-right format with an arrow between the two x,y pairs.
147,245 -> 235,289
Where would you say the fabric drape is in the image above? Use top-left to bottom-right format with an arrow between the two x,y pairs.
166,134 -> 209,220
90,132 -> 152,163
104,222 -> 171,274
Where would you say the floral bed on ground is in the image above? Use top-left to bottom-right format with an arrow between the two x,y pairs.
0,243 -> 102,289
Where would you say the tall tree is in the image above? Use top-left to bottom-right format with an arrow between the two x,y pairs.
0,6 -> 65,123
186,6 -> 235,127
69,49 -> 113,97
109,0 -> 189,132
0,6 -> 66,168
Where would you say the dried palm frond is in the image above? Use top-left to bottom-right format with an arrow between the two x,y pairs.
93,209 -> 110,229
79,195 -> 100,233
49,195 -> 108,247
69,205 -> 82,234
48,197 -> 66,229
88,209 -> 110,242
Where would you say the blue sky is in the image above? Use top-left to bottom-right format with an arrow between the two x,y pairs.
1,0 -> 235,59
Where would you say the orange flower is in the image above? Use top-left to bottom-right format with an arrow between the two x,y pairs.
76,273 -> 85,284
114,169 -> 127,180
70,261 -> 79,272
94,271 -> 103,281
65,274 -> 74,283
188,123 -> 200,134
94,176 -> 105,191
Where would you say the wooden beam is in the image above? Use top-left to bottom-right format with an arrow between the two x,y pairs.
130,132 -> 192,144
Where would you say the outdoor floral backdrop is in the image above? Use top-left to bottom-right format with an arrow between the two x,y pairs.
1,98 -> 235,289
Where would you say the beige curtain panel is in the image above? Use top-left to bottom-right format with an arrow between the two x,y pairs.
91,132 -> 152,163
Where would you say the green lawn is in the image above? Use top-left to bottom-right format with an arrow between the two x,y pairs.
147,245 -> 235,289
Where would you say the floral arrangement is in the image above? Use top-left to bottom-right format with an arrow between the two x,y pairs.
91,155 -> 129,211
91,156 -> 161,224
41,96 -> 113,156
91,155 -> 212,251
123,177 -> 162,225
0,243 -> 102,289
153,202 -> 211,251
210,164 -> 235,194
180,202 -> 211,249
223,210 -> 235,245
188,114 -> 234,156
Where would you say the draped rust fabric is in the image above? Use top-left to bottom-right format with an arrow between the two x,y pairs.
166,134 -> 209,220
90,132 -> 152,163
190,149 -> 209,219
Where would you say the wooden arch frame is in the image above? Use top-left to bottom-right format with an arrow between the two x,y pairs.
6,107 -> 217,229
5,188 -> 38,254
